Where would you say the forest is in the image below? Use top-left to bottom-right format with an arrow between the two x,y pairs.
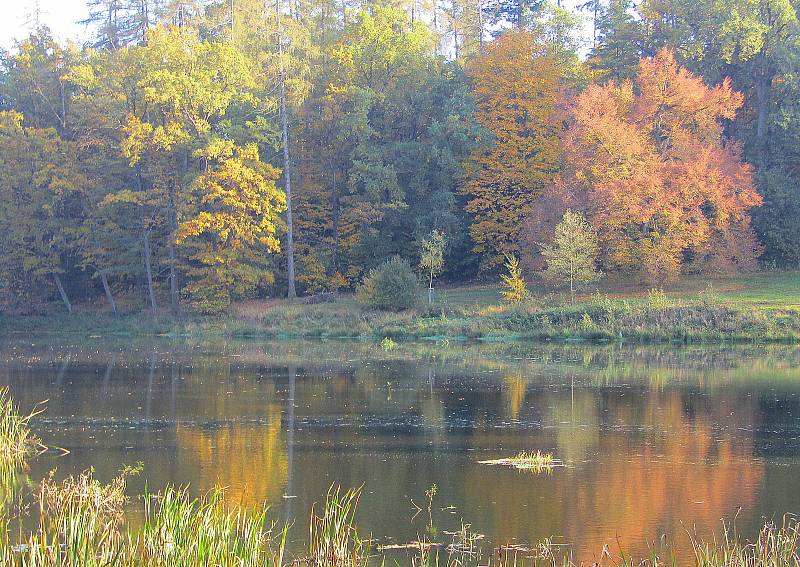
0,0 -> 797,315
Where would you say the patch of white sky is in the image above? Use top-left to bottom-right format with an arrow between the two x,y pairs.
1,0 -> 594,55
1,1 -> 90,50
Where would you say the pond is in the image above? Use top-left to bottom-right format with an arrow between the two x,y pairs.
2,338 -> 800,563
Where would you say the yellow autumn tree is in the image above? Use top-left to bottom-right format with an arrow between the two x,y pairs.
177,140 -> 286,313
463,29 -> 562,271
500,254 -> 529,304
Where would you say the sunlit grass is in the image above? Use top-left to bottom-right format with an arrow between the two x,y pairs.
141,485 -> 285,566
4,468 -> 130,566
0,387 -> 43,464
5,272 -> 800,342
308,485 -> 369,567
3,468 -> 287,567
3,465 -> 800,566
689,518 -> 800,566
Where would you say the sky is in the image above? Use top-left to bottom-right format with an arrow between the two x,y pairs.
1,0 -> 593,52
1,0 -> 90,50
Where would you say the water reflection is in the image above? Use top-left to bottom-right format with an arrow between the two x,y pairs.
0,460 -> 28,511
1,340 -> 799,560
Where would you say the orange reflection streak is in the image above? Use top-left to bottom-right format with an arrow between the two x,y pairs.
463,387 -> 763,564
175,410 -> 287,508
563,390 -> 763,563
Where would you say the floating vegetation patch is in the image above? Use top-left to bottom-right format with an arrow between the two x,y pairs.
478,451 -> 561,472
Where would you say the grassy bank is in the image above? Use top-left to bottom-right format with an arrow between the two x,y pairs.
3,272 -> 800,343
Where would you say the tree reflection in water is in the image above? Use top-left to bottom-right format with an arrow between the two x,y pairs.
1,339 -> 797,559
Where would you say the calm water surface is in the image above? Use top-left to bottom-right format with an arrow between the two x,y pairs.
2,339 -> 800,562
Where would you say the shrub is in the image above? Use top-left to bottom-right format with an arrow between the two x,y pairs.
356,257 -> 420,311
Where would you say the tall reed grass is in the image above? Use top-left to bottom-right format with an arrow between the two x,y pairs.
0,387 -> 43,463
690,518 -> 800,566
1,469 -> 286,567
3,468 -> 800,566
308,485 -> 368,567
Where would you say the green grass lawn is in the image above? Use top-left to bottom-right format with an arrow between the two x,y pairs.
435,271 -> 800,310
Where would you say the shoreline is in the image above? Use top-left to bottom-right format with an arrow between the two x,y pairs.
3,298 -> 800,344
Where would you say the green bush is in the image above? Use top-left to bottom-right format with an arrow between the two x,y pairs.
357,257 -> 420,311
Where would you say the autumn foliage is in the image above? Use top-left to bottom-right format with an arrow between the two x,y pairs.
535,49 -> 762,282
464,30 -> 561,271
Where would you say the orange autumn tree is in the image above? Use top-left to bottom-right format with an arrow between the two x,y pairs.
541,49 -> 762,281
464,30 -> 561,271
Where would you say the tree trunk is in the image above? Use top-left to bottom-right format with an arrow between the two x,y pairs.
134,168 -> 157,316
277,0 -> 297,299
168,237 -> 178,312
477,0 -> 484,55
331,167 -> 339,274
454,19 -> 461,58
570,273 -> 574,305
428,273 -> 434,305
432,2 -> 439,55
142,224 -> 157,316
53,273 -> 72,314
100,270 -> 118,316
755,69 -> 770,167
166,153 -> 185,313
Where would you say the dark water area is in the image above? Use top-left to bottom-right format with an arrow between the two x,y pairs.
2,338 -> 800,563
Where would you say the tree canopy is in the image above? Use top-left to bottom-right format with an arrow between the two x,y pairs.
1,0 -> 796,313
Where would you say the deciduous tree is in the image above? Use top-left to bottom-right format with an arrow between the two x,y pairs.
500,254 -> 528,304
541,210 -> 601,304
0,112 -> 89,313
419,229 -> 446,304
543,49 -> 762,281
463,29 -> 560,271
177,141 -> 286,312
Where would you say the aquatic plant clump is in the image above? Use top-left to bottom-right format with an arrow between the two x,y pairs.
478,451 -> 560,472
0,387 -> 42,463
2,469 -> 287,567
141,485 -> 284,566
309,485 -> 369,567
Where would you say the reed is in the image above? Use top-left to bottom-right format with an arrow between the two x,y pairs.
2,468 -> 130,566
2,470 -> 285,567
0,387 -> 43,464
690,518 -> 800,566
4,467 -> 800,567
140,486 -> 285,566
308,485 -> 369,567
